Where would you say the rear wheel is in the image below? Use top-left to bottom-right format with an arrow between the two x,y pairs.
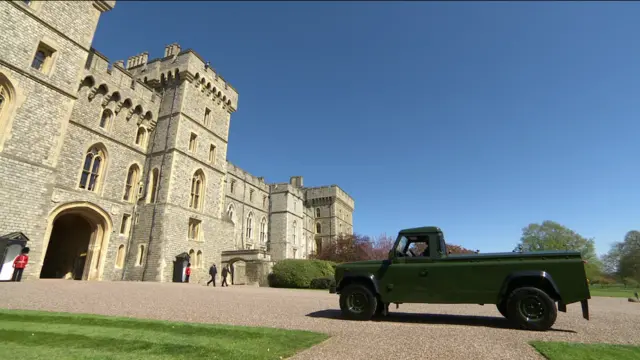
506,286 -> 557,331
339,283 -> 378,321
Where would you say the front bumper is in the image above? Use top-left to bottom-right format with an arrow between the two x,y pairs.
329,285 -> 336,294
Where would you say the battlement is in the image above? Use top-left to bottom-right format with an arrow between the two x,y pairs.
226,161 -> 268,191
81,48 -> 160,130
304,185 -> 355,210
93,0 -> 116,13
269,183 -> 304,199
125,43 -> 239,113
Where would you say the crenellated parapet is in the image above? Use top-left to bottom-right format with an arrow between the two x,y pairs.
226,161 -> 269,192
80,48 -> 160,131
125,43 -> 239,114
304,185 -> 355,211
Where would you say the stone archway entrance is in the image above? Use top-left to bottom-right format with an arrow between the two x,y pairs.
221,249 -> 273,286
40,203 -> 112,281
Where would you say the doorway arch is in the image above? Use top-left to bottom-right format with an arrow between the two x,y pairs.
40,202 -> 113,281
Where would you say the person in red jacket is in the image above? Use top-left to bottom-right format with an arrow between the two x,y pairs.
184,263 -> 191,283
12,247 -> 30,282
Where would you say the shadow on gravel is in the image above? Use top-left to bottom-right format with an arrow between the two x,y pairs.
306,310 -> 576,333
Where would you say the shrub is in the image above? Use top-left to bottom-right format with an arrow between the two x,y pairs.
309,277 -> 335,289
268,259 -> 336,289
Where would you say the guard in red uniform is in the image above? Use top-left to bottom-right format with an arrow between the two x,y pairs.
12,247 -> 30,282
184,263 -> 191,283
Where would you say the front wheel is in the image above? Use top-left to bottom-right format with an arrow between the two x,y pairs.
506,286 -> 557,331
496,301 -> 508,318
339,283 -> 378,321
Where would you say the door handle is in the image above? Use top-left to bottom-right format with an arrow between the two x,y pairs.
419,270 -> 428,277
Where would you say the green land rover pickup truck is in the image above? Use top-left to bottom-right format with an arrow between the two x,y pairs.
329,226 -> 591,331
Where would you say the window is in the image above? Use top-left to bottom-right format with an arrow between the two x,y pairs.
189,133 -> 197,153
292,221 -> 297,244
339,223 -> 342,235
315,208 -> 320,217
99,109 -> 112,129
339,209 -> 342,219
137,245 -> 145,266
189,249 -> 195,262
148,168 -> 159,203
196,250 -> 203,268
262,195 -> 267,208
31,42 -> 55,74
120,214 -> 131,235
227,204 -> 235,224
209,144 -> 216,164
189,170 -> 205,210
115,245 -> 125,268
246,212 -> 253,241
0,86 -> 5,114
249,189 -> 254,202
316,223 -> 322,234
23,1 -> 32,5
293,249 -> 297,259
0,75 -> 14,149
294,200 -> 297,211
135,127 -> 147,147
395,235 -> 430,257
260,217 -> 267,243
188,218 -> 201,241
79,145 -> 105,192
204,108 -> 211,126
230,179 -> 235,193
123,164 -> 140,202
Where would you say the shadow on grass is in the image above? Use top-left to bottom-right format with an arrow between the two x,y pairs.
306,309 -> 576,333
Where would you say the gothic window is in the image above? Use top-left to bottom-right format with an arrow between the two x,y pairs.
148,168 -> 159,203
230,179 -> 236,193
262,195 -> 267,208
196,250 -> 203,268
189,249 -> 195,262
123,164 -> 140,202
227,204 -> 235,224
135,127 -> 147,147
246,212 -> 253,241
137,245 -> 145,266
115,245 -> 125,268
99,109 -> 112,130
315,207 -> 320,218
189,170 -> 205,210
188,218 -> 201,241
209,144 -> 216,164
0,87 -> 5,114
260,217 -> 267,243
316,222 -> 322,234
204,108 -> 211,127
189,133 -> 197,153
79,145 -> 106,192
249,189 -> 254,201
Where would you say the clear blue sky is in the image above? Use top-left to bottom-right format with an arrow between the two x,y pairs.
92,1 -> 640,256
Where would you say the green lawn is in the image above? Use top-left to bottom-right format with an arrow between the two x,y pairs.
531,341 -> 640,360
589,286 -> 639,298
0,309 -> 328,360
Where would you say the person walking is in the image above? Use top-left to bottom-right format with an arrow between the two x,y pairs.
12,247 -> 30,282
184,263 -> 192,283
221,264 -> 229,287
207,264 -> 217,286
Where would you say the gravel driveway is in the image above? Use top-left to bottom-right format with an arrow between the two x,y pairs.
1,280 -> 639,359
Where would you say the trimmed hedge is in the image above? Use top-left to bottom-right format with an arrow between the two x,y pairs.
268,259 -> 336,289
309,277 -> 335,290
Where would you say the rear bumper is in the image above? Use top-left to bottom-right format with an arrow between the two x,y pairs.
581,299 -> 589,320
329,285 -> 337,294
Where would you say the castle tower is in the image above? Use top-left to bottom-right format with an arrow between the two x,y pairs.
0,1 -> 115,281
124,43 -> 239,282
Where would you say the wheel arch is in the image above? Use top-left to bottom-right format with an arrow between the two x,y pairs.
498,271 -> 562,303
337,273 -> 380,295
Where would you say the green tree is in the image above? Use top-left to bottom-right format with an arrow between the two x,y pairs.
517,220 -> 598,263
618,231 -> 640,282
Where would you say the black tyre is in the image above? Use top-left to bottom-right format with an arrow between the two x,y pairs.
496,301 -> 508,318
339,283 -> 378,321
506,286 -> 557,331
374,298 -> 387,317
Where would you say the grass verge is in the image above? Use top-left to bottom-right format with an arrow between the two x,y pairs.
0,308 -> 328,360
589,286 -> 639,298
530,341 -> 640,360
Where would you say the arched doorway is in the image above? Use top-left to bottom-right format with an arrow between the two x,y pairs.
40,203 -> 112,281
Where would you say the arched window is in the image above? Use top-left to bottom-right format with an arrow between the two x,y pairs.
189,170 -> 205,210
292,221 -> 297,244
316,222 -> 322,234
246,212 -> 253,241
135,127 -> 147,147
315,208 -> 320,218
188,249 -> 195,263
137,245 -> 145,266
260,217 -> 267,243
123,164 -> 140,202
227,203 -> 235,224
79,145 -> 106,192
148,168 -> 159,203
0,85 -> 6,115
196,250 -> 202,268
0,75 -> 13,150
115,245 -> 125,268
99,109 -> 112,130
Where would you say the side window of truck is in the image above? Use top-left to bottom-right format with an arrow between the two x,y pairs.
407,236 -> 430,257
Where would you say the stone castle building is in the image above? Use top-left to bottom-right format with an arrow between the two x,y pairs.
0,0 -> 354,284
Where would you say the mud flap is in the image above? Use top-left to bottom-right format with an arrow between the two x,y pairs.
581,299 -> 589,320
558,301 -> 567,313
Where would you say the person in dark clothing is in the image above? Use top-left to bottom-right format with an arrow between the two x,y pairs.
207,264 -> 217,286
184,263 -> 191,283
12,247 -> 30,282
221,265 -> 229,287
